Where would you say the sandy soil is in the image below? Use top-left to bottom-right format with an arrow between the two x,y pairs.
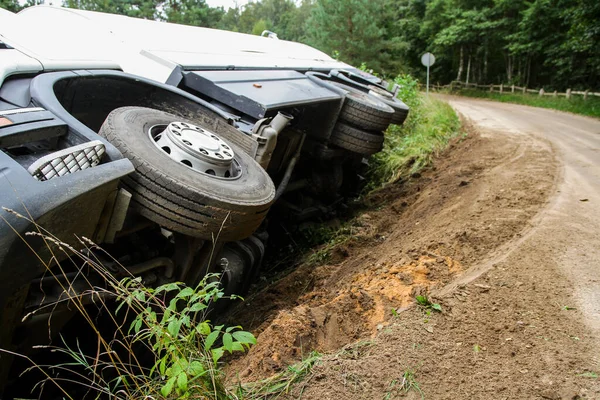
227,97 -> 600,399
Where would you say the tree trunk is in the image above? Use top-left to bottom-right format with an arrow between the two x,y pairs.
456,46 -> 464,82
526,56 -> 531,87
506,54 -> 512,83
466,53 -> 471,85
484,47 -> 488,83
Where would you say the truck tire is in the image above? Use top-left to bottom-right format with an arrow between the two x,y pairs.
363,85 -> 410,126
99,107 -> 275,242
329,122 -> 384,155
385,98 -> 410,125
331,82 -> 395,131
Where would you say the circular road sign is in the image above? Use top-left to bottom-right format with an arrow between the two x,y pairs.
421,52 -> 436,67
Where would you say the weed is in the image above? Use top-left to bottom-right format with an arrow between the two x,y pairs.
401,369 -> 424,398
473,344 -> 481,353
384,368 -> 424,399
415,295 -> 442,312
237,351 -> 322,398
577,371 -> 598,379
559,303 -> 577,311
338,340 -> 375,360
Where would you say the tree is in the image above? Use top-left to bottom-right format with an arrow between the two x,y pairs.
162,0 -> 224,28
64,0 -> 162,19
0,0 -> 23,12
306,0 -> 387,70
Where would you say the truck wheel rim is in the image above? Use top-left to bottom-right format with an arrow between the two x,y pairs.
368,85 -> 394,99
149,122 -> 242,179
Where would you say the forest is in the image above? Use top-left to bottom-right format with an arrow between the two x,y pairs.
1,0 -> 599,90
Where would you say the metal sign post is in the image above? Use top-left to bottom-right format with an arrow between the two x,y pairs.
421,52 -> 436,96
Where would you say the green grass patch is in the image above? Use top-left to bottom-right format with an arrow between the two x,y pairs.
455,88 -> 600,119
369,92 -> 462,187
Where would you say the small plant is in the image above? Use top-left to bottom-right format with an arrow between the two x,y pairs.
384,368 -> 424,399
400,368 -> 424,398
577,371 -> 598,379
237,351 -> 322,397
415,295 -> 442,312
119,275 -> 256,398
0,213 -> 256,399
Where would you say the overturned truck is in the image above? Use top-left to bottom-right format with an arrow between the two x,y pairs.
0,5 -> 409,390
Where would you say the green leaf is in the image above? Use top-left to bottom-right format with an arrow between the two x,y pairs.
189,302 -> 207,312
181,315 -> 190,327
232,331 -> 257,345
159,356 -> 167,376
231,342 -> 244,352
156,282 -> 181,294
133,318 -> 143,333
415,295 -> 427,305
211,348 -> 224,363
168,320 -> 182,338
161,376 -> 176,397
196,322 -> 211,336
431,303 -> 443,312
168,298 -> 179,311
188,361 -> 205,376
204,330 -> 219,351
177,287 -> 195,299
222,332 -> 233,352
133,290 -> 146,302
177,372 -> 188,393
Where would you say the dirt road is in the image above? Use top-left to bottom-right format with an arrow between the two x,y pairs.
445,96 -> 600,337
230,97 -> 600,399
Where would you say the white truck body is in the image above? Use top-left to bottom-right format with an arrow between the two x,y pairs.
0,6 -> 351,85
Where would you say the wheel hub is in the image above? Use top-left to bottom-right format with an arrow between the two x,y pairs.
150,122 -> 240,178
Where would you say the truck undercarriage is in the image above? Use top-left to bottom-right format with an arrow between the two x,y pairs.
0,7 -> 409,394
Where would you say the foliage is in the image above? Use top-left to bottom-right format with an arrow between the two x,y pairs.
162,0 -> 224,28
0,0 -> 42,12
49,0 -> 600,89
415,295 -> 442,312
117,275 -> 256,398
0,0 -> 21,12
0,216 -> 256,399
369,75 -> 461,187
455,88 -> 600,119
305,0 -> 387,71
64,0 -> 162,19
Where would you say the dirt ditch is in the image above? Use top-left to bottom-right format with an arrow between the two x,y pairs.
225,116 -> 599,398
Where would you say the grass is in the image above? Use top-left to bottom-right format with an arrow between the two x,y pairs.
369,94 -> 462,187
235,351 -> 322,399
383,368 -> 424,400
453,88 -> 600,119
